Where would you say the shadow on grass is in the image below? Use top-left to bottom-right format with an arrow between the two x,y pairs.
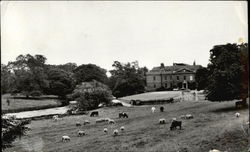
211,106 -> 248,113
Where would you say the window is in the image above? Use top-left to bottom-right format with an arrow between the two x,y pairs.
177,76 -> 179,80
190,76 -> 193,81
184,76 -> 186,80
170,75 -> 172,80
154,84 -> 156,88
165,83 -> 168,88
165,76 -> 167,80
153,76 -> 156,81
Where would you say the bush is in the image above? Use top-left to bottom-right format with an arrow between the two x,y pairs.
2,116 -> 31,149
69,81 -> 112,111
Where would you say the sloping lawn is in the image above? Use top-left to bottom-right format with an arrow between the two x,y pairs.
120,91 -> 182,101
2,94 -> 62,113
4,100 -> 249,152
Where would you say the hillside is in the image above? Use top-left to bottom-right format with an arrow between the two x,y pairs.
4,100 -> 249,152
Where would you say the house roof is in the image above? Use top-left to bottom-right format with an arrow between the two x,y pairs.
147,63 -> 202,74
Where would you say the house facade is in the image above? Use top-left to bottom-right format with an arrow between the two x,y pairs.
146,62 -> 202,91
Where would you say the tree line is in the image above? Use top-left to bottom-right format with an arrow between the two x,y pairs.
1,55 -> 148,106
1,42 -> 248,105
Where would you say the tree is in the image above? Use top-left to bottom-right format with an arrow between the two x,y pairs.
109,61 -> 147,97
69,80 -> 112,111
73,64 -> 108,85
47,68 -> 75,100
195,67 -> 209,90
206,43 -> 249,103
7,54 -> 49,97
1,64 -> 16,94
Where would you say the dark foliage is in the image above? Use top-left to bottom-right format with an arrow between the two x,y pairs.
206,43 -> 249,101
2,116 -> 31,149
73,64 -> 108,85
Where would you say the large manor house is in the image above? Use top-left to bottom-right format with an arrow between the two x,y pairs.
146,62 -> 202,91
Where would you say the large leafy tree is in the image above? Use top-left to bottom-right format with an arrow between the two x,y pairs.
195,67 -> 209,90
109,61 -> 147,97
7,54 -> 49,97
1,64 -> 16,94
47,68 -> 75,99
69,80 -> 112,111
206,43 -> 249,103
73,64 -> 108,84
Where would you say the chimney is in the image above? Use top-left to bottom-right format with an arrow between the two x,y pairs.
160,63 -> 164,69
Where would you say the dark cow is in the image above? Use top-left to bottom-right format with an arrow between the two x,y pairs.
170,120 -> 182,130
90,111 -> 99,117
160,106 -> 164,112
119,112 -> 128,118
235,101 -> 246,108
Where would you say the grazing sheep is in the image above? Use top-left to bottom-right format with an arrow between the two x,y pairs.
151,107 -> 156,113
104,128 -> 108,133
52,115 -> 59,121
96,118 -> 106,123
172,117 -> 177,121
113,129 -> 119,136
160,106 -> 164,112
78,130 -> 86,137
209,149 -> 222,152
83,120 -> 90,125
62,135 -> 70,142
76,122 -> 81,126
185,114 -> 194,119
120,126 -> 125,131
170,120 -> 182,130
180,115 -> 186,119
108,119 -> 115,124
235,112 -> 240,118
159,118 -> 166,124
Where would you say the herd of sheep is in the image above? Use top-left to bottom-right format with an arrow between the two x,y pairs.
53,106 -> 243,152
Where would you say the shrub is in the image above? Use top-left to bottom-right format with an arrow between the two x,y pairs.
2,116 -> 31,149
69,80 -> 112,111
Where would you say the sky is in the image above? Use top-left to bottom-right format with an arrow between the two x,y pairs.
1,1 -> 248,72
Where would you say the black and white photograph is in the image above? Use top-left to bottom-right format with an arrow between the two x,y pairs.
1,1 -> 249,152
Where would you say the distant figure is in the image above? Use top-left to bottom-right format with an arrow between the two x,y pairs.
7,99 -> 10,106
151,107 -> 156,113
160,106 -> 164,112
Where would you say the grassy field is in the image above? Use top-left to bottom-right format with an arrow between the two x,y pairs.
1,94 -> 62,113
3,99 -> 249,152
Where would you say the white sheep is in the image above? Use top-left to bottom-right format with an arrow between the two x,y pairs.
113,129 -> 119,136
78,130 -> 86,137
62,135 -> 70,142
151,107 -> 156,113
52,115 -> 59,121
209,149 -> 222,152
83,120 -> 90,125
159,118 -> 166,124
108,119 -> 115,124
235,112 -> 240,118
120,126 -> 125,131
76,122 -> 81,126
104,128 -> 108,133
185,114 -> 194,119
